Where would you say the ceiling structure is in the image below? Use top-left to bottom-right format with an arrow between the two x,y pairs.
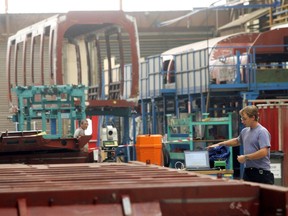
0,0 -> 286,58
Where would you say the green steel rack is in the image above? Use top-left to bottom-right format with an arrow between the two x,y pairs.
166,112 -> 233,169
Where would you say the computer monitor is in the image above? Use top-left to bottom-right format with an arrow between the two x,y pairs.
184,150 -> 210,170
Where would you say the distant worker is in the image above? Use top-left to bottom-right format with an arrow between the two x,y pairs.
74,119 -> 89,139
207,105 -> 274,185
74,119 -> 89,152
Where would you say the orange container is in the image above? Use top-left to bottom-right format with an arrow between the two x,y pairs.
150,134 -> 162,147
136,135 -> 148,146
136,134 -> 162,146
136,134 -> 162,165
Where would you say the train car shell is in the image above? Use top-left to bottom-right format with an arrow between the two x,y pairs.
161,32 -> 258,84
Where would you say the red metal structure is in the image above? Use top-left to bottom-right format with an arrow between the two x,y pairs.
0,162 -> 287,215
4,11 -> 140,164
0,130 -> 93,164
6,11 -> 140,102
253,100 -> 288,186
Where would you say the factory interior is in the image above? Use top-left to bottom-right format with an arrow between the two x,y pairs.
0,0 -> 288,215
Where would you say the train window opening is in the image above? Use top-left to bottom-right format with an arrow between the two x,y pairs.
162,58 -> 175,84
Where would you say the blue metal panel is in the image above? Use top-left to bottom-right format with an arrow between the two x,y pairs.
141,102 -> 147,134
151,99 -> 157,134
50,119 -> 56,135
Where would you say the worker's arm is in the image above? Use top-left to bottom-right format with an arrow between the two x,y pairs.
206,138 -> 239,150
237,147 -> 269,164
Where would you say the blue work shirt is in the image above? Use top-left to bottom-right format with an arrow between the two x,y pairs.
237,124 -> 271,171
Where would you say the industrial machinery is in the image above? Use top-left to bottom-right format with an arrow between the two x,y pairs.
4,11 -> 140,164
0,84 -> 92,164
100,125 -> 119,162
11,85 -> 86,137
138,27 -> 288,179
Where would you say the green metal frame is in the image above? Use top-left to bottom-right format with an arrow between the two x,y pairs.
12,85 -> 86,139
166,112 -> 233,169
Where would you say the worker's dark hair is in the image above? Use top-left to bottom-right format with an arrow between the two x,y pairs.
239,105 -> 259,121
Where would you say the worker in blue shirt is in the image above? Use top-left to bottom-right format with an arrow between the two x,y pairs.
207,105 -> 274,185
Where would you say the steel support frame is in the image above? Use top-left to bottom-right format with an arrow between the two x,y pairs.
12,85 -> 86,138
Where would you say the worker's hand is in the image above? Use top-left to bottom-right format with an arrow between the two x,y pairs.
237,155 -> 246,164
206,144 -> 218,150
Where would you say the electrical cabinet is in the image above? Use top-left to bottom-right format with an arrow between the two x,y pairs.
165,112 -> 233,169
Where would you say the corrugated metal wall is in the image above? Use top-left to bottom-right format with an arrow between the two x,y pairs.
0,37 -> 14,131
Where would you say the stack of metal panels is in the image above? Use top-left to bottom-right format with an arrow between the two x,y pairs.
0,162 -> 286,215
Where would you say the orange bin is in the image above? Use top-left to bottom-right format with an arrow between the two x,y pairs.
136,134 -> 162,166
